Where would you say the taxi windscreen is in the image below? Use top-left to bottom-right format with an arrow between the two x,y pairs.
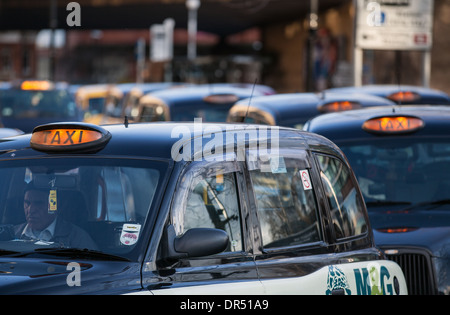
171,104 -> 232,122
140,103 -> 232,122
339,137 -> 450,209
0,158 -> 168,261
0,89 -> 79,119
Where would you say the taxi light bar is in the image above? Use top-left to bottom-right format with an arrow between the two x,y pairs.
30,123 -> 111,153
387,91 -> 420,103
362,115 -> 424,135
318,101 -> 361,113
21,80 -> 53,91
204,94 -> 239,104
377,227 -> 418,234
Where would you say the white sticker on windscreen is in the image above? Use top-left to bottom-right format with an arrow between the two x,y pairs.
120,223 -> 141,246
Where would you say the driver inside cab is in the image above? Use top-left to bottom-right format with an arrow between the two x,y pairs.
14,182 -> 97,249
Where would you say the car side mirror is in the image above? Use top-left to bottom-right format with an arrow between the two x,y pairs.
160,225 -> 229,264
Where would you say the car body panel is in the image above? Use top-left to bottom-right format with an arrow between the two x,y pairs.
304,105 -> 450,294
138,85 -> 265,122
325,85 -> 450,105
0,121 -> 406,294
227,92 -> 395,128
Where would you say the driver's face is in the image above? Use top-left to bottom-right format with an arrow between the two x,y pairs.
24,190 -> 55,231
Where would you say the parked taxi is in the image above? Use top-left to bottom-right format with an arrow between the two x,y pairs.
227,92 -> 395,129
324,85 -> 450,105
103,82 -> 189,124
73,83 -> 120,125
304,105 -> 450,295
136,85 -> 265,122
0,80 -> 83,133
0,120 -> 406,294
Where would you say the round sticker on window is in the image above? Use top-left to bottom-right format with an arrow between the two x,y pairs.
120,224 -> 141,246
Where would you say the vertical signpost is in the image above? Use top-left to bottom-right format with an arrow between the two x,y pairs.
150,18 -> 175,82
150,18 -> 175,63
354,0 -> 434,87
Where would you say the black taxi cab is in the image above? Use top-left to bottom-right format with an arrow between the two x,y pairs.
227,92 -> 395,129
136,85 -> 264,123
0,80 -> 83,133
98,82 -> 191,126
324,85 -> 450,105
73,83 -> 118,125
304,106 -> 450,295
0,127 -> 22,139
0,120 -> 406,295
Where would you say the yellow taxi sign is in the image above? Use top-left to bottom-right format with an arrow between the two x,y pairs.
21,80 -> 53,91
32,129 -> 102,146
362,115 -> 424,134
30,123 -> 111,153
318,101 -> 361,113
387,91 -> 420,103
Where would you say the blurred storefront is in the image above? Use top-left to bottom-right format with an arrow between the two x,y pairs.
0,0 -> 449,94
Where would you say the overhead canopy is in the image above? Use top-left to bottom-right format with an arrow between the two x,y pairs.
0,0 -> 346,36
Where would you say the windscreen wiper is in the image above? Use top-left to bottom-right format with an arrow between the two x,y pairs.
13,248 -> 130,262
0,249 -> 21,256
400,199 -> 450,211
366,200 -> 412,207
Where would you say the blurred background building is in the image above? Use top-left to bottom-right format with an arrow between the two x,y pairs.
0,0 -> 449,94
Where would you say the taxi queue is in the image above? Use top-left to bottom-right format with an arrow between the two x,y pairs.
0,79 -> 449,295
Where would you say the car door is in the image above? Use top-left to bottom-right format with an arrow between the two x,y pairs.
312,152 -> 406,295
148,157 -> 263,295
247,144 -> 406,295
245,145 -> 337,294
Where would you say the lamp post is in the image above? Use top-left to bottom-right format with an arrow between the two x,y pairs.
306,0 -> 319,91
186,0 -> 200,60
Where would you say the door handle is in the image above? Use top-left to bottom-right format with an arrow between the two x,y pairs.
331,288 -> 345,295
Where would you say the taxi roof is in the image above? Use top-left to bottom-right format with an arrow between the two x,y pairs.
140,85 -> 264,106
0,122 -> 337,161
305,105 -> 450,141
325,85 -> 450,105
230,92 -> 395,126
112,82 -> 191,96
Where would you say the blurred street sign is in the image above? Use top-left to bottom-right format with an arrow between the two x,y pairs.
356,0 -> 434,51
150,18 -> 175,62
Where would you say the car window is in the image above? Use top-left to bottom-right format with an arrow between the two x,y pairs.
171,104 -> 232,122
339,137 -> 450,205
0,89 -> 78,119
315,154 -> 368,240
247,149 -> 322,248
0,158 -> 168,261
140,104 -> 167,122
171,159 -> 243,252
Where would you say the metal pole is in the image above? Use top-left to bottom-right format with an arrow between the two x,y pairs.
186,0 -> 200,61
354,47 -> 363,86
49,0 -> 57,81
136,38 -> 145,83
306,0 -> 319,91
422,51 -> 431,87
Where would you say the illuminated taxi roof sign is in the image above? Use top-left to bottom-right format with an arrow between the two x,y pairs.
318,101 -> 362,113
362,115 -> 424,135
30,123 -> 111,153
21,80 -> 53,91
387,91 -> 420,103
203,94 -> 239,104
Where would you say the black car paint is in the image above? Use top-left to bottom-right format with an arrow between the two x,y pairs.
304,105 -> 450,295
0,123 -> 384,294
